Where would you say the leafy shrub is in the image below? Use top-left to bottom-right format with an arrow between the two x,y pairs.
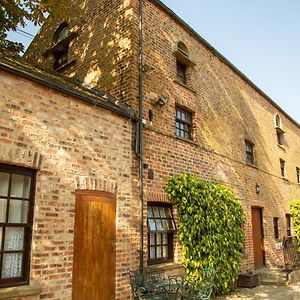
291,199 -> 300,252
165,173 -> 245,294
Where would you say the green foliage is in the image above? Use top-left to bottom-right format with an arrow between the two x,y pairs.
165,173 -> 245,294
0,0 -> 67,52
291,199 -> 300,252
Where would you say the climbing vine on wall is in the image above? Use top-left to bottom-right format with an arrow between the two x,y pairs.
291,199 -> 300,252
165,173 -> 245,294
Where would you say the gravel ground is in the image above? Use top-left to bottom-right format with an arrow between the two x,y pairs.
215,282 -> 300,300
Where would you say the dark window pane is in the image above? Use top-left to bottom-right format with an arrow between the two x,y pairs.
149,247 -> 156,259
273,218 -> 279,239
10,175 -> 31,198
156,219 -> 163,231
0,172 -> 9,197
0,199 -> 7,222
153,207 -> 160,217
150,234 -> 155,245
177,62 -> 187,84
168,219 -> 176,230
147,206 -> 153,218
162,233 -> 168,244
163,245 -> 168,257
4,227 -> 24,251
148,219 -> 156,231
156,246 -> 162,258
159,207 -> 166,218
156,233 -> 161,245
175,108 -> 192,140
8,200 -> 29,224
162,219 -> 168,230
2,253 -> 23,279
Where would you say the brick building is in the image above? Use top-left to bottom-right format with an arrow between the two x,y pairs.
0,50 -> 135,299
1,0 -> 300,299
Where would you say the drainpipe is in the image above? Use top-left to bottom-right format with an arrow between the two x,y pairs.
138,0 -> 144,273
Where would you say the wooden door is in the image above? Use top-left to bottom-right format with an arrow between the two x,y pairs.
72,191 -> 116,300
251,207 -> 265,269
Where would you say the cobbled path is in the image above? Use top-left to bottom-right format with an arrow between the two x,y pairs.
215,282 -> 300,299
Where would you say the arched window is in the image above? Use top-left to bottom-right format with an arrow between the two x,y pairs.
173,41 -> 195,86
53,23 -> 69,70
176,42 -> 190,84
275,114 -> 281,128
274,114 -> 285,145
54,23 -> 69,44
177,41 -> 189,57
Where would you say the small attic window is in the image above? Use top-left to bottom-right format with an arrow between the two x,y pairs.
53,23 -> 69,70
43,23 -> 78,72
54,23 -> 69,44
177,41 -> 189,57
274,114 -> 285,146
173,41 -> 195,86
275,114 -> 282,128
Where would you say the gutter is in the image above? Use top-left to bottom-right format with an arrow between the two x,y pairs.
138,0 -> 145,272
152,0 -> 300,129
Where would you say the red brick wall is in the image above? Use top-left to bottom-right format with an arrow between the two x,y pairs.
24,0 -> 300,297
0,70 -> 135,300
140,0 -> 300,272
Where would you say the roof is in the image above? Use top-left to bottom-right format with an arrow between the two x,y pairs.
0,49 -> 136,120
152,0 -> 300,130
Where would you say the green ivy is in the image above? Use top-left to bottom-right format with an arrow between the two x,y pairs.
165,173 -> 245,294
291,199 -> 300,252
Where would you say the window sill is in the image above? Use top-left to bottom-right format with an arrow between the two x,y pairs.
175,135 -> 197,146
245,163 -> 258,169
55,59 -> 77,72
174,80 -> 196,93
277,144 -> 286,151
147,262 -> 183,272
0,285 -> 41,300
281,177 -> 289,182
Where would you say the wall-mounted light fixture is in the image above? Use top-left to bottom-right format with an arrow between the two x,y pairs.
156,95 -> 168,106
255,183 -> 260,194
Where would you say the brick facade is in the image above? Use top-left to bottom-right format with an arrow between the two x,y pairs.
10,0 -> 300,299
0,57 -> 136,299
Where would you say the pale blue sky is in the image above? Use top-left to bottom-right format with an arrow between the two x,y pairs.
8,1 -> 300,123
161,0 -> 300,124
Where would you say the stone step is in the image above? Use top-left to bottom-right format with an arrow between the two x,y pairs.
257,268 -> 289,286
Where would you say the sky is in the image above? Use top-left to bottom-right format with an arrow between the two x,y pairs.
160,0 -> 300,124
8,0 -> 300,124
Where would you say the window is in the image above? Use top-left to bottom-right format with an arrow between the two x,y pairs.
174,41 -> 195,86
286,214 -> 291,236
54,23 -> 69,44
245,141 -> 254,165
274,114 -> 285,145
280,159 -> 285,178
177,41 -> 189,57
177,61 -> 187,84
53,23 -> 69,70
0,164 -> 35,287
297,167 -> 300,183
175,107 -> 192,140
276,131 -> 284,145
147,204 -> 176,264
273,217 -> 279,239
275,114 -> 281,128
